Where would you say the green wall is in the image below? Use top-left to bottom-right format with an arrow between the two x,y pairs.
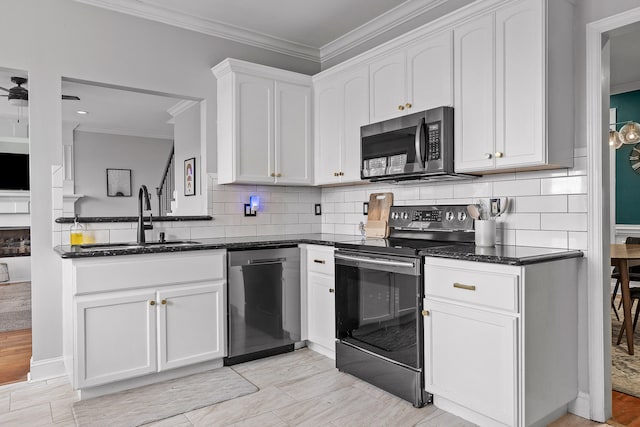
611,90 -> 640,224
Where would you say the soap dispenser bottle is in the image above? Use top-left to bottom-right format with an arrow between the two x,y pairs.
70,217 -> 85,245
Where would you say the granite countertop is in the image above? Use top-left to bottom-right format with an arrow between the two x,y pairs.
54,233 -> 584,265
54,234 -> 357,258
55,215 -> 212,223
420,244 -> 584,266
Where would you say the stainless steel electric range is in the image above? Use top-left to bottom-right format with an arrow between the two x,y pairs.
334,204 -> 475,408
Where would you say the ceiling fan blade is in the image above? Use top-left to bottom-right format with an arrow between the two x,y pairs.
0,87 -> 9,93
62,95 -> 80,101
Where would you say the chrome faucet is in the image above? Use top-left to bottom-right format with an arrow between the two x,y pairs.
137,185 -> 153,244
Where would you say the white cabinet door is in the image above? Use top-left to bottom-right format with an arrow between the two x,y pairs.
454,14 -> 495,172
307,272 -> 335,353
75,289 -> 157,388
314,83 -> 342,185
424,299 -> 517,426
157,282 -> 225,372
495,0 -> 544,168
235,73 -> 274,183
406,31 -> 453,112
275,81 -> 312,185
341,69 -> 369,183
369,51 -> 406,123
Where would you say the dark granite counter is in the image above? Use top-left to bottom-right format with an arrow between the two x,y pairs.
54,234 -> 357,259
55,216 -> 212,223
420,244 -> 583,266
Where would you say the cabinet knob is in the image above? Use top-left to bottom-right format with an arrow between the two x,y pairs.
398,105 -> 405,111
161,299 -> 167,305
421,310 -> 430,317
339,172 -> 344,176
495,152 -> 504,158
276,173 -> 282,177
334,172 -> 339,177
329,288 -> 335,293
270,172 -> 275,177
149,301 -> 156,306
405,103 -> 412,109
484,153 -> 492,159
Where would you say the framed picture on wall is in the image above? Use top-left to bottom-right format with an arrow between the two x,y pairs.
184,157 -> 196,196
106,168 -> 132,197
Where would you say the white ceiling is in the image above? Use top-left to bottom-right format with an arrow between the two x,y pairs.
75,0 -> 449,62
0,69 -> 188,140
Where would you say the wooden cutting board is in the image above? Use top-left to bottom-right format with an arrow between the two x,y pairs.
365,192 -> 393,238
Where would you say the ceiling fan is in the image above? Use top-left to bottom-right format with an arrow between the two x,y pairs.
0,77 -> 80,106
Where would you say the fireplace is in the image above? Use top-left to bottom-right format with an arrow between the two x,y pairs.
0,228 -> 30,257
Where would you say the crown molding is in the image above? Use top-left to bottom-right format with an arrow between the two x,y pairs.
319,0 -> 449,62
76,125 -> 173,140
167,100 -> 198,118
74,0 -> 320,62
75,0 -> 467,66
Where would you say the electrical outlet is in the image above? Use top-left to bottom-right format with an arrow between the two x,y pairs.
490,198 -> 500,216
363,202 -> 369,215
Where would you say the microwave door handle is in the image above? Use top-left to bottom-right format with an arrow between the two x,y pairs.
414,117 -> 426,168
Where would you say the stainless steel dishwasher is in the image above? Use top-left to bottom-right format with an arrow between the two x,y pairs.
224,246 -> 301,365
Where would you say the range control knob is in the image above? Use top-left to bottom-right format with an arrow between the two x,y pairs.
445,211 -> 454,221
391,212 -> 399,220
401,212 -> 409,220
457,211 -> 467,221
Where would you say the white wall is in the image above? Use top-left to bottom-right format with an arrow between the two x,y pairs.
0,0 -> 319,377
172,103 -> 205,215
74,131 -> 172,217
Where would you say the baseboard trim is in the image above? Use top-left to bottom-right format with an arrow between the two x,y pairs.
28,356 -> 66,382
568,391 -> 591,420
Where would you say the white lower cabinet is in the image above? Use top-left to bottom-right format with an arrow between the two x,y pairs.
65,251 -> 227,391
424,300 -> 517,426
301,244 -> 336,358
424,257 -> 579,427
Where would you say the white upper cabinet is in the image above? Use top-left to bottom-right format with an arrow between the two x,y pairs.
454,0 -> 574,173
314,66 -> 369,185
454,14 -> 495,172
213,59 -> 313,185
369,31 -> 453,123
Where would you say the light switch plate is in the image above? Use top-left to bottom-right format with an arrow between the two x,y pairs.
363,202 -> 369,215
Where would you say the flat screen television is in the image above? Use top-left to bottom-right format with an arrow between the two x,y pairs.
0,153 -> 29,190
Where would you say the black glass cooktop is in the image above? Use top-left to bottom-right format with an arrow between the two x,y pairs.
335,237 -> 473,256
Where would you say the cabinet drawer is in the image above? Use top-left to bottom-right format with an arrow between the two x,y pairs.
306,247 -> 335,276
425,264 -> 519,312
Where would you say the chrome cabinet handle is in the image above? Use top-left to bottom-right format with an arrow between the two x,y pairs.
453,282 -> 476,291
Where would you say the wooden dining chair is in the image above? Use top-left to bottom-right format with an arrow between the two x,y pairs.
611,236 -> 640,320
617,287 -> 640,345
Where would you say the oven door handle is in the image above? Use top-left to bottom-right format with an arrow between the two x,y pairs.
334,253 -> 416,269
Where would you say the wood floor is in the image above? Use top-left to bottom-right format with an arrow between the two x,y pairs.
0,328 -> 31,386
610,390 -> 640,427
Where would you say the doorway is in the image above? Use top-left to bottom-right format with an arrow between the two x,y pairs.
0,67 -> 32,385
586,5 -> 640,424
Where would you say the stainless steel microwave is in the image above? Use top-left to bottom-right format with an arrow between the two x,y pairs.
361,106 -> 470,182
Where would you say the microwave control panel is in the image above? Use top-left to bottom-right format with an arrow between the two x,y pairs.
426,121 -> 441,161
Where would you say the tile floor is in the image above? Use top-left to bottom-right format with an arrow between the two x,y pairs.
0,348 -> 609,426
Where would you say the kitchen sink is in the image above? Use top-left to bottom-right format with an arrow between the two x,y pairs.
78,240 -> 199,251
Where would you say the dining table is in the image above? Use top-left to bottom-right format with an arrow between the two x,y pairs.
610,243 -> 640,355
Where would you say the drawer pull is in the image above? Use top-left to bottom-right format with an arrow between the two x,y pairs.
161,299 -> 167,305
453,283 -> 476,291
329,288 -> 335,293
421,310 -> 430,317
149,301 -> 156,306
313,259 -> 326,264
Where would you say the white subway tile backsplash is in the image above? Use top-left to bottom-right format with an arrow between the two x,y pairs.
323,191 -> 345,203
515,195 -> 567,213
270,192 -> 300,203
344,190 -> 366,202
190,226 -> 225,239
516,230 -> 568,249
419,184 -> 453,199
285,223 -> 312,234
540,213 -> 588,232
496,213 -> 540,230
298,214 -> 321,224
334,202 -> 356,213
321,223 -> 335,234
324,213 -> 345,224
391,187 -> 420,201
540,176 -> 587,195
568,195 -> 588,213
493,179 -> 540,197
226,225 -> 257,237
271,213 -> 299,225
286,203 -> 313,214
109,229 -> 137,243
453,182 -> 492,198
568,156 -> 587,176
569,232 -> 588,250
257,225 -> 286,236
334,223 -> 358,235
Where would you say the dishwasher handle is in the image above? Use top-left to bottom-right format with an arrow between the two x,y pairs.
248,257 -> 286,265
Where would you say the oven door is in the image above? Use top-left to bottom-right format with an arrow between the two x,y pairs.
334,251 -> 423,369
